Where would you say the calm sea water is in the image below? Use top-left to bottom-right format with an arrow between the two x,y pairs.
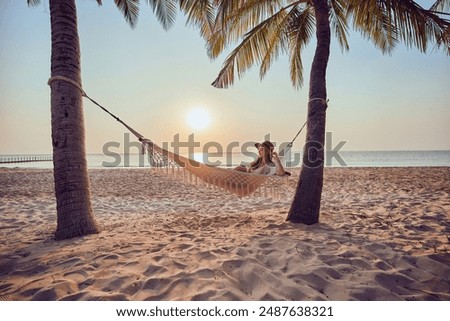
1,150 -> 449,169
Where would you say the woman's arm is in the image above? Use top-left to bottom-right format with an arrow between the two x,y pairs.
272,152 -> 286,176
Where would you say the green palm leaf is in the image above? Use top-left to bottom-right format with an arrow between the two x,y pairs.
431,0 -> 450,13
330,0 -> 350,52
346,0 -> 399,53
430,0 -> 450,52
286,5 -> 315,88
209,0 -> 353,89
259,8 -> 295,80
210,1 -> 315,88
114,0 -> 140,28
211,4 -> 294,88
146,0 -> 178,30
208,0 -> 286,59
347,0 -> 449,54
180,0 -> 215,38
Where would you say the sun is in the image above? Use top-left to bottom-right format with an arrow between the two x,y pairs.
186,107 -> 212,131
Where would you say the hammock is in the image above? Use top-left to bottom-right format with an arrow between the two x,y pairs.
48,76 -> 300,197
141,138 -> 286,197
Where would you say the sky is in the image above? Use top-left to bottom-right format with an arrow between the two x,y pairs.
0,0 -> 449,155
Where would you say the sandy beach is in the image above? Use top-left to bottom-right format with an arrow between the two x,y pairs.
0,166 -> 449,301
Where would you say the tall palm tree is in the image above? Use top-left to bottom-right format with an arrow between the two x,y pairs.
207,0 -> 449,225
27,0 -> 213,240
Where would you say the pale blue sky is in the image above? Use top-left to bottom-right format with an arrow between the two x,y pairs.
0,0 -> 449,155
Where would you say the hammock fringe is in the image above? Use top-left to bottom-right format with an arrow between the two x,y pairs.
143,140 -> 290,198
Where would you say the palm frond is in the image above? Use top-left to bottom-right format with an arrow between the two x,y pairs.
330,0 -> 350,52
146,0 -> 178,30
392,0 -> 448,53
346,0 -> 399,54
208,0 -> 287,59
429,1 -> 450,53
207,26 -> 227,60
347,0 -> 449,55
286,5 -> 315,88
210,0 -> 449,90
431,0 -> 450,13
211,6 -> 292,88
215,0 -> 282,31
260,9 -> 298,80
27,0 -> 41,6
114,0 -> 140,28
180,0 -> 215,38
210,1 -> 315,88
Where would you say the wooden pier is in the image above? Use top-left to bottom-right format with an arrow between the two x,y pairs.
0,156 -> 53,164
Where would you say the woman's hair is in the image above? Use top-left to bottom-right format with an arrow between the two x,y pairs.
250,144 -> 273,170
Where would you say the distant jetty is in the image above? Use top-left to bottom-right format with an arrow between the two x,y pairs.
0,156 -> 53,164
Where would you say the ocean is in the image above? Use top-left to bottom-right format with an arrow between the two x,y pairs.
1,150 -> 449,169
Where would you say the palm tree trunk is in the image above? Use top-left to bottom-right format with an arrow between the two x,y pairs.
49,0 -> 99,239
287,0 -> 330,225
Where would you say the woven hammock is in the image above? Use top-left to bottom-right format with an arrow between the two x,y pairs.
47,76 -> 293,198
142,138 -> 288,197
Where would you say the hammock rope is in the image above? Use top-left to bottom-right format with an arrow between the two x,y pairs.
279,97 -> 329,157
47,75 -> 295,197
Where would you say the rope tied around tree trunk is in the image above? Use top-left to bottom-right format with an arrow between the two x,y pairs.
309,97 -> 329,108
48,76 -> 87,97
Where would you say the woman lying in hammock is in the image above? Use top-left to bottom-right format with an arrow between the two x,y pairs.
235,141 -> 291,176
